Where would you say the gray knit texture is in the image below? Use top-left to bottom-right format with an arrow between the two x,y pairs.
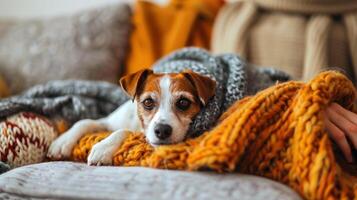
153,47 -> 290,136
0,80 -> 128,124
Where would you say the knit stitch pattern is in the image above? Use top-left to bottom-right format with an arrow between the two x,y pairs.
152,47 -> 290,136
71,71 -> 357,199
0,112 -> 57,167
0,80 -> 128,125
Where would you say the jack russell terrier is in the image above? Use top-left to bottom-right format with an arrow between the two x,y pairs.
47,69 -> 216,165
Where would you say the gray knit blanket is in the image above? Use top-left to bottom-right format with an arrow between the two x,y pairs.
153,47 -> 290,136
0,47 -> 290,136
0,80 -> 128,124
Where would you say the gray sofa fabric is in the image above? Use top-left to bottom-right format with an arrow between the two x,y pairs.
0,3 -> 131,94
0,162 -> 301,200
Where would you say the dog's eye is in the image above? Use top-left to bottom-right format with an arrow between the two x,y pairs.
176,98 -> 191,111
142,98 -> 155,110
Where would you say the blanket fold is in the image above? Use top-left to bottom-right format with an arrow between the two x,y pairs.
71,71 -> 357,199
0,80 -> 128,124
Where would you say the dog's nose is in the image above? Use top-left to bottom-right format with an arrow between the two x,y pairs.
154,124 -> 172,140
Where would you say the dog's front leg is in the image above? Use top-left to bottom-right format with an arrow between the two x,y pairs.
47,119 -> 107,160
87,129 -> 130,166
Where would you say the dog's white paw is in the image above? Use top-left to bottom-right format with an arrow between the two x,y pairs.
87,142 -> 115,166
47,134 -> 76,160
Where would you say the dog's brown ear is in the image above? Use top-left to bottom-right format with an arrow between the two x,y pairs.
120,69 -> 153,100
182,70 -> 216,106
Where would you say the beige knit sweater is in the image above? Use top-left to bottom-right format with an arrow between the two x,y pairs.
212,0 -> 357,82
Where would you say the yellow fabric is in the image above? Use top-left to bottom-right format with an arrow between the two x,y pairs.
52,118 -> 69,134
124,0 -> 223,75
0,74 -> 9,97
71,71 -> 357,199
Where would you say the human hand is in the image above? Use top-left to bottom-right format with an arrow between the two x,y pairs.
324,103 -> 357,163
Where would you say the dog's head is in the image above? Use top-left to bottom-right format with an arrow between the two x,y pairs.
120,69 -> 216,146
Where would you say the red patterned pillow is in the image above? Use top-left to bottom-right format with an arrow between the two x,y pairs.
0,112 -> 58,167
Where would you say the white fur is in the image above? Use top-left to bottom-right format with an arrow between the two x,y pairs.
103,101 -> 142,131
47,119 -> 107,159
87,129 -> 129,165
47,101 -> 141,162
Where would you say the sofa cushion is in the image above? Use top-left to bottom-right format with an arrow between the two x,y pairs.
0,161 -> 301,200
0,3 -> 131,94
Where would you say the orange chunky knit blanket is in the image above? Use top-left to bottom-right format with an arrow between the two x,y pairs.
71,71 -> 357,199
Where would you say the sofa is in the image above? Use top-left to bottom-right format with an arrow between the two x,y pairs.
0,162 -> 301,199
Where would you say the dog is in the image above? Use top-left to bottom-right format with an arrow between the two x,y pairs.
47,69 -> 216,165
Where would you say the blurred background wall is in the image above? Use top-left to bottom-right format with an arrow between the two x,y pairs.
0,0 -> 167,19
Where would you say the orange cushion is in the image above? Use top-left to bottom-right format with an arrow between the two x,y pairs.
124,0 -> 224,75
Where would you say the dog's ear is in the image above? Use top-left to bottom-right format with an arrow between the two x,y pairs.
182,70 -> 216,106
120,69 -> 153,100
